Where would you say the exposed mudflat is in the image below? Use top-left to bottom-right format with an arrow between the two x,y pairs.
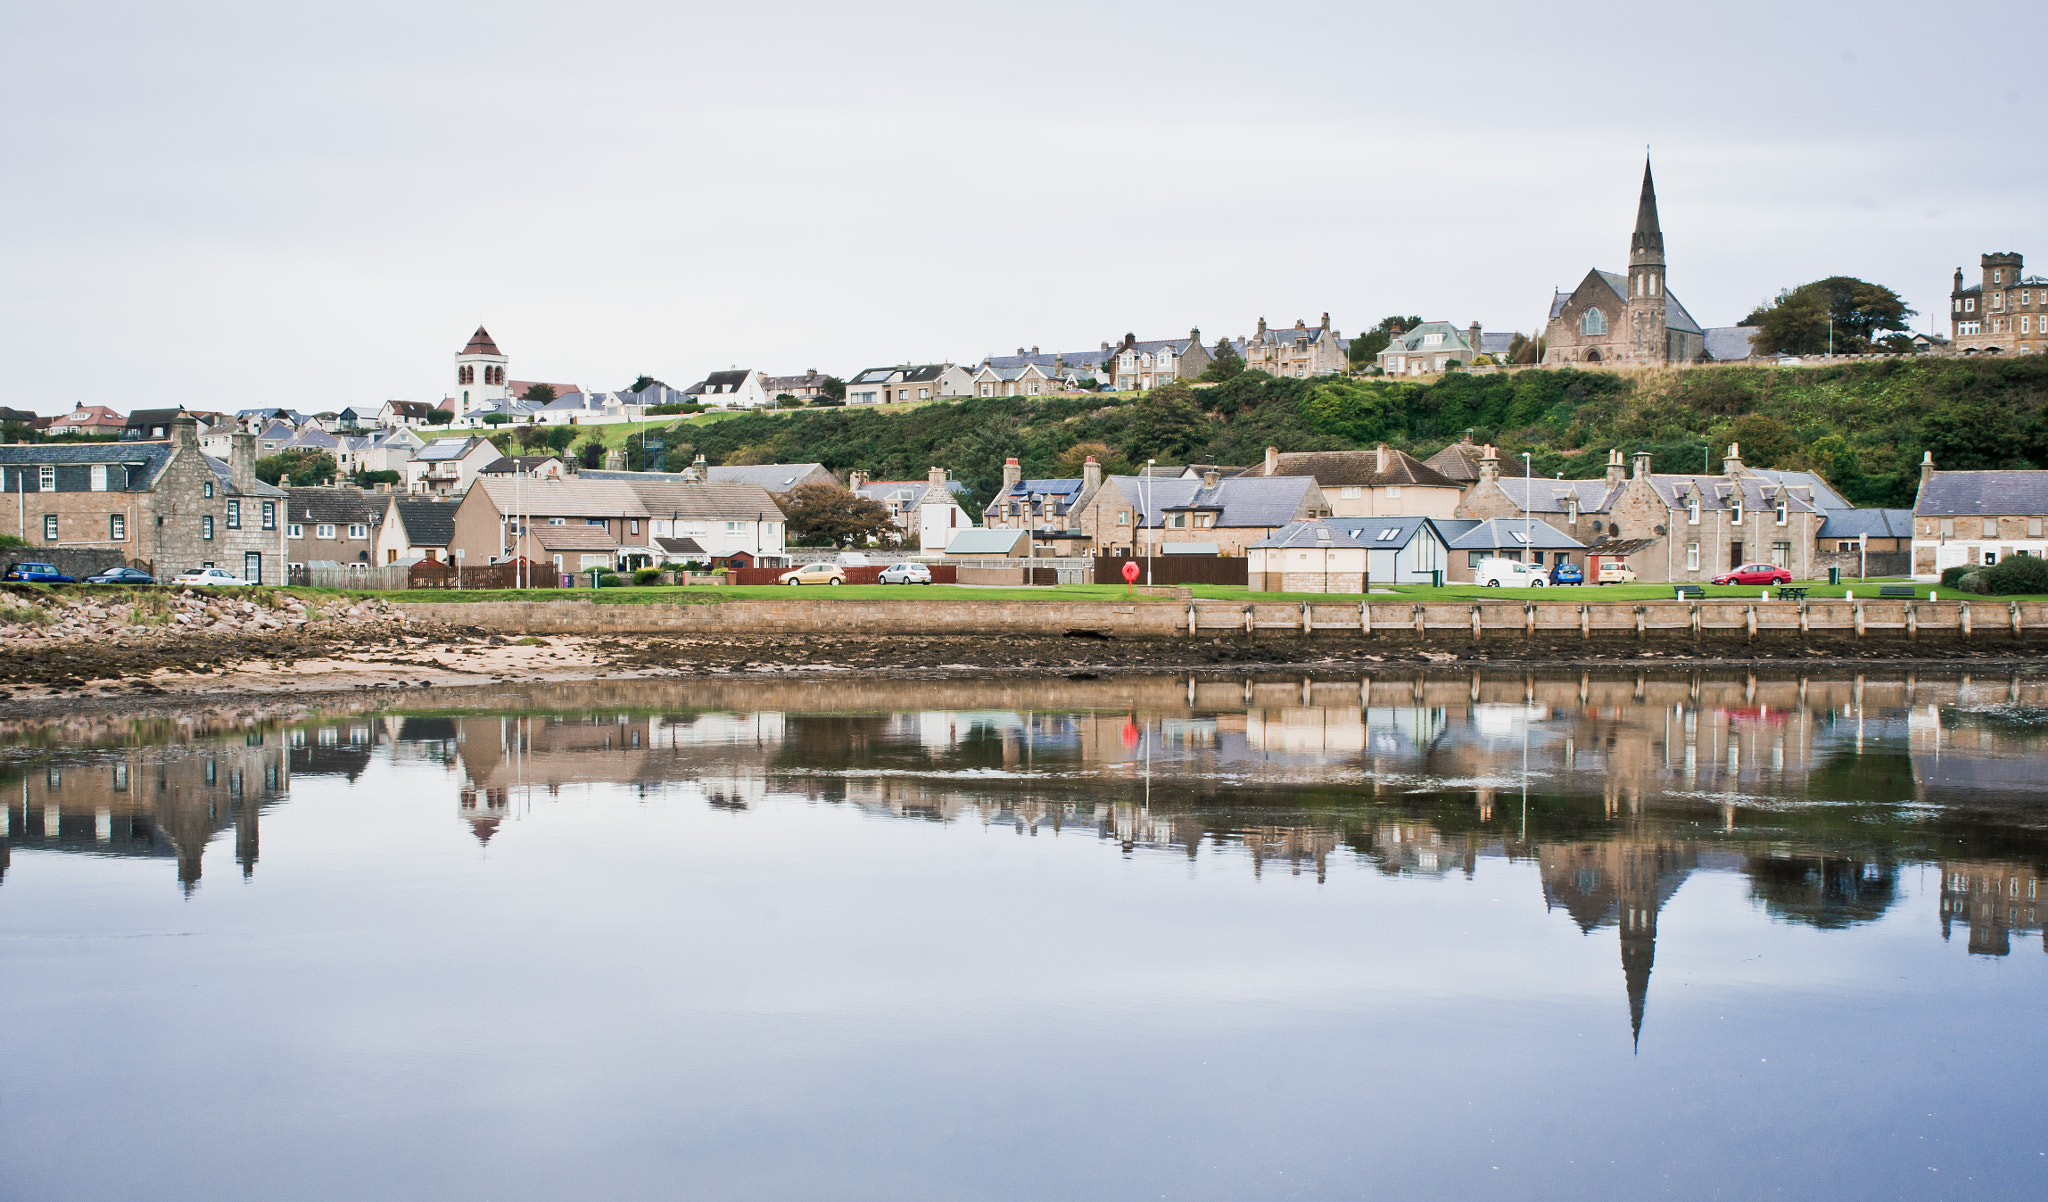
5,618 -> 2047,724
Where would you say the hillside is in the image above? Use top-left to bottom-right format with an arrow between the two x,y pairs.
660,356 -> 2048,510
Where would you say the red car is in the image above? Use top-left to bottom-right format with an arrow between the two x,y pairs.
1713,562 -> 1793,586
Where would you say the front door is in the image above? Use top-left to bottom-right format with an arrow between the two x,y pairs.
244,552 -> 262,584
1730,541 -> 1743,570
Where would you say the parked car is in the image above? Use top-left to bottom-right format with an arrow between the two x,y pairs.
1596,561 -> 1637,585
877,562 -> 933,585
1474,557 -> 1546,587
1713,563 -> 1793,587
3,561 -> 76,583
777,563 -> 846,586
171,566 -> 255,587
1548,560 -> 1584,586
84,566 -> 157,585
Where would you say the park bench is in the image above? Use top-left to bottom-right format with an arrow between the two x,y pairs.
1777,586 -> 1809,601
1673,585 -> 1704,600
1878,585 -> 1915,599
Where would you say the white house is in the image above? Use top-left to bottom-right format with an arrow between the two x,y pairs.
851,467 -> 977,551
683,369 -> 772,410
407,435 -> 501,496
1247,518 -> 1450,592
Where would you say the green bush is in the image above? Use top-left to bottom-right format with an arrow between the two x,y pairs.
1940,565 -> 1973,589
632,567 -> 663,585
1984,554 -> 2048,595
596,572 -> 624,587
1957,571 -> 1990,594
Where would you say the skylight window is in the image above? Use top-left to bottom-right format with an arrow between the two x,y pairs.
1315,528 -> 1331,540
1512,531 -> 1530,543
1378,528 -> 1401,541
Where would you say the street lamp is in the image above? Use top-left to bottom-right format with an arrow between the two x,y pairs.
1144,459 -> 1155,586
1523,452 -> 1533,569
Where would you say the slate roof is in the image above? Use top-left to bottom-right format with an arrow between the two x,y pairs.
203,455 -> 286,498
1750,468 -> 1850,510
1383,321 -> 1477,356
759,373 -> 824,392
1443,517 -> 1587,551
393,499 -> 457,547
125,408 -> 184,431
1704,326 -> 1757,362
1109,474 -> 1317,529
415,436 -> 491,462
461,327 -> 502,356
1816,508 -> 1914,539
698,370 -> 753,394
985,477 -> 1086,518
1567,270 -> 1702,335
1643,475 -> 1818,514
1252,518 -> 1438,550
1489,477 -> 1624,514
287,487 -> 389,525
704,463 -> 831,491
1915,471 -> 2048,516
855,480 -> 968,508
383,400 -> 436,419
1247,323 -> 1330,347
979,349 -> 1111,372
1423,439 -> 1535,483
941,528 -> 1025,556
289,427 -> 342,450
1240,448 -> 1461,490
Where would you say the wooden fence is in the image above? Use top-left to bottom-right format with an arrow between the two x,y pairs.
1092,555 -> 1247,587
406,559 -> 562,590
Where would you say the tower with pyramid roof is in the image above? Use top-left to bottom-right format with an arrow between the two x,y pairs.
453,326 -> 509,419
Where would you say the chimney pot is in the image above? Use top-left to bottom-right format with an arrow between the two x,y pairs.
1264,445 -> 1280,476
1632,449 -> 1652,479
1202,468 -> 1220,488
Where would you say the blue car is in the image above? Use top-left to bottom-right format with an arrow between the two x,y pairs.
1548,560 -> 1584,585
3,561 -> 76,583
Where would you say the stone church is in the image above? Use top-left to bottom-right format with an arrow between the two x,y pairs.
1544,159 -> 1705,365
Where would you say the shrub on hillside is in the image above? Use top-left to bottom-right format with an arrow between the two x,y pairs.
1985,554 -> 2048,595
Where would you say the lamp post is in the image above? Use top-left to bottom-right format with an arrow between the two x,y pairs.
1523,452 -> 1533,569
1144,459 -> 1155,586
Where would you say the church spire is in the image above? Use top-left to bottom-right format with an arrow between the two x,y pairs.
1630,156 -> 1663,264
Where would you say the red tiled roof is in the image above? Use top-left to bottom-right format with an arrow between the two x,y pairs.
462,326 -> 502,356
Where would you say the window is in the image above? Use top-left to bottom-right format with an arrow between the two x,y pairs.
1581,308 -> 1607,336
110,514 -> 125,541
2031,517 -> 2044,538
1941,518 -> 1955,537
203,480 -> 213,498
1340,486 -> 1361,499
548,517 -> 565,525
629,520 -> 639,535
1171,514 -> 1186,529
39,465 -> 54,491
1837,541 -> 1856,552
1994,292 -> 2004,309
347,523 -> 368,539
586,518 -> 605,527
288,523 -> 303,539
1377,528 -> 1401,541
226,500 -> 241,529
1385,485 -> 1400,499
1771,541 -> 1791,566
1775,498 -> 1789,525
981,384 -> 992,397
1965,297 -> 1975,312
202,515 -> 214,540
1116,510 -> 1129,526
1730,494 -> 1742,524
1994,269 -> 2003,284
262,501 -> 275,530
1687,495 -> 1700,524
43,514 -> 58,541
2026,317 -> 2034,334
316,523 -> 335,539
1468,550 -> 1486,567
90,464 -> 108,491
919,389 -> 930,400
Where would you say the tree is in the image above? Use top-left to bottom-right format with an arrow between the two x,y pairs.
520,383 -> 558,403
779,482 -> 899,547
353,469 -> 401,487
1055,441 -> 1127,476
775,393 -> 803,408
1200,340 -> 1245,382
1505,332 -> 1546,365
1722,414 -> 1802,469
515,424 -> 543,449
576,437 -> 606,469
255,449 -> 337,487
624,375 -> 658,394
724,443 -> 776,466
821,375 -> 847,402
482,412 -> 510,426
1126,382 -> 1209,461
424,408 -> 454,425
543,424 -> 577,452
1741,277 -> 1914,356
1349,316 -> 1424,370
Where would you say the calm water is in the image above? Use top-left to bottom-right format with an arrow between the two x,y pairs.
3,671 -> 2046,1200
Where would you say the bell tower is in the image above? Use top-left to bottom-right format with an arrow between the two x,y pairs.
454,326 -> 509,418
1626,157 -> 1668,363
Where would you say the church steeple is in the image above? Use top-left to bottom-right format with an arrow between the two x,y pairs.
1630,156 -> 1663,265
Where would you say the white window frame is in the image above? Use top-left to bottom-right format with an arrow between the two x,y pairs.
1686,542 -> 1700,571
316,523 -> 336,539
348,523 -> 368,539
288,523 -> 304,539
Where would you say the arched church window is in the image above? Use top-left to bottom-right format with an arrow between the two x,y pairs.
1581,308 -> 1607,336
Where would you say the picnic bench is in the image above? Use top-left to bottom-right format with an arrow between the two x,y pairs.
1877,585 -> 1916,599
1673,585 -> 1705,600
1777,586 -> 1809,601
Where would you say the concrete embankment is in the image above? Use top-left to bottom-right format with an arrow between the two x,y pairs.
391,595 -> 2048,649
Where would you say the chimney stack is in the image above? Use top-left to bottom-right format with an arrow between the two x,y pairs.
927,465 -> 946,489
1083,455 -> 1102,493
1202,468 -> 1220,489
849,469 -> 869,490
1321,312 -> 1331,331
1264,446 -> 1280,476
1002,457 -> 1022,493
1722,442 -> 1744,478
1469,322 -> 1483,358
1376,443 -> 1390,475
1479,444 -> 1499,485
231,431 -> 257,491
1921,450 -> 1936,488
171,414 -> 199,451
1605,448 -> 1627,487
1632,449 -> 1652,479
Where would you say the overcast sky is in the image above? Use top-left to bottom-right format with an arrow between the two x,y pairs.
3,1 -> 2041,416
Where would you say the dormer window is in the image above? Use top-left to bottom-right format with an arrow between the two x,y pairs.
1687,494 -> 1700,525
1775,498 -> 1789,526
1566,496 -> 1579,522
1731,494 -> 1743,524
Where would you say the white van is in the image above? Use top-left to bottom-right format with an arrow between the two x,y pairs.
1474,557 -> 1546,587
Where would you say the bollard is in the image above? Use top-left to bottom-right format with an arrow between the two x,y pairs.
1960,602 -> 1971,638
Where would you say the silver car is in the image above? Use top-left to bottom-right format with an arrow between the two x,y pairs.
877,562 -> 933,585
